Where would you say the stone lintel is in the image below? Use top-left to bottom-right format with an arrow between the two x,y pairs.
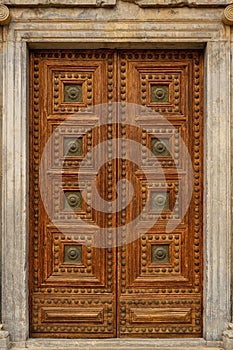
0,0 -> 231,7
0,0 -> 116,7
122,0 -> 233,7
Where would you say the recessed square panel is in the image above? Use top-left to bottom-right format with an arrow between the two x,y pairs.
137,69 -> 185,113
51,68 -> 96,114
64,245 -> 82,264
151,244 -> 170,264
150,192 -> 170,211
151,138 -> 170,157
64,191 -> 82,211
64,137 -> 83,157
150,84 -> 169,103
64,84 -> 83,103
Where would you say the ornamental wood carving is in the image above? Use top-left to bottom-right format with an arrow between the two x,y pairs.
29,49 -> 203,338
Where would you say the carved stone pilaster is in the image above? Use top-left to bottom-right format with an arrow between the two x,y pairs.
0,5 -> 9,25
0,328 -> 10,350
223,4 -> 233,25
223,324 -> 233,349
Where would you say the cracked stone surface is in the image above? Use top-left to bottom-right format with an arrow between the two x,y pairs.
0,0 -> 231,6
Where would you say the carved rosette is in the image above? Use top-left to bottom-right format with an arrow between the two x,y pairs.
0,5 -> 10,25
223,4 -> 233,25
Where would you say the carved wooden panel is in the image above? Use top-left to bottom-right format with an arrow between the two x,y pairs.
117,50 -> 203,338
29,49 -> 203,338
29,50 -> 117,338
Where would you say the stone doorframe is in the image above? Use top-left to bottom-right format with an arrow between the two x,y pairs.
0,2 -> 232,349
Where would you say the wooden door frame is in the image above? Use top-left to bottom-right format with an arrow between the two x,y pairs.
0,6 -> 231,349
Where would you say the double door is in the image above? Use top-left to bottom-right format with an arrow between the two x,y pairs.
29,49 -> 203,338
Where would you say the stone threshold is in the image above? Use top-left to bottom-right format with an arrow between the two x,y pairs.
9,339 -> 224,350
11,346 -> 224,350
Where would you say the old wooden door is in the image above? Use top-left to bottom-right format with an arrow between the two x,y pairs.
29,50 -> 203,338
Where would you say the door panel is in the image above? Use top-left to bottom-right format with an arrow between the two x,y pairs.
29,50 -> 118,338
29,49 -> 203,338
116,51 -> 203,337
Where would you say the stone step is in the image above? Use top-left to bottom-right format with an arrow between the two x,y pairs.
11,339 -> 224,350
12,348 -> 223,350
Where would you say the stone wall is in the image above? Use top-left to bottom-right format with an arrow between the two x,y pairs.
0,1 -> 232,349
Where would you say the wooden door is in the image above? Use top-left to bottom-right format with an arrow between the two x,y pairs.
29,49 -> 203,338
